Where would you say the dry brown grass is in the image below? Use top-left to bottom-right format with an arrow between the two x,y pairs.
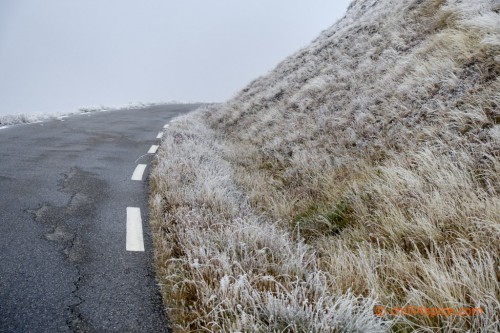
150,0 -> 500,331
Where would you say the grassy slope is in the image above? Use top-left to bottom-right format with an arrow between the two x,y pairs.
150,0 -> 499,331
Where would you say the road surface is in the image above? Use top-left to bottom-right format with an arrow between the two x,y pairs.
0,104 -> 201,332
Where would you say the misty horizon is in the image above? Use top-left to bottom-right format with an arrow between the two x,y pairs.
0,1 -> 351,116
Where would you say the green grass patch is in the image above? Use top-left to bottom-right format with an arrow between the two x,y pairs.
292,200 -> 354,240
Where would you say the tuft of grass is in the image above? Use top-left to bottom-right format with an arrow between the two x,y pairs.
325,200 -> 353,233
292,200 -> 354,240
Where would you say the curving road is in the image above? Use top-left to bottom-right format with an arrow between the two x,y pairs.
0,104 -> 200,332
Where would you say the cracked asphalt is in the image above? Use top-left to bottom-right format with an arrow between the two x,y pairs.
0,104 -> 200,332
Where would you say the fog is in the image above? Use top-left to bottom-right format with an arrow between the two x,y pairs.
0,0 -> 351,115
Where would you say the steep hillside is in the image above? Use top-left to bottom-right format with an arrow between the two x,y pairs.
150,0 -> 499,331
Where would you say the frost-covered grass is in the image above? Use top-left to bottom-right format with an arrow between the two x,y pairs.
0,113 -> 60,126
150,112 -> 389,332
150,0 -> 500,331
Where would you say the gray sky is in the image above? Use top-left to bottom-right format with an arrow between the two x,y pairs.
0,0 -> 351,115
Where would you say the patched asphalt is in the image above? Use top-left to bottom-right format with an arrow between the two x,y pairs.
0,104 -> 201,332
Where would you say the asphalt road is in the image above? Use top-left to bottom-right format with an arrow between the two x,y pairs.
0,104 -> 201,332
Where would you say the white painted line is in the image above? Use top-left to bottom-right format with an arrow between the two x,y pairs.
131,164 -> 147,181
148,145 -> 159,154
156,131 -> 164,139
126,207 -> 144,252
163,124 -> 169,128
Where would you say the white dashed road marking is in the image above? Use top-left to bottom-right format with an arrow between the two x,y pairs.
126,207 -> 144,252
125,126 -> 167,251
147,145 -> 158,154
131,164 -> 147,181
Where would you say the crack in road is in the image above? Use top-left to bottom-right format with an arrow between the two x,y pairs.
29,167 -> 107,332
